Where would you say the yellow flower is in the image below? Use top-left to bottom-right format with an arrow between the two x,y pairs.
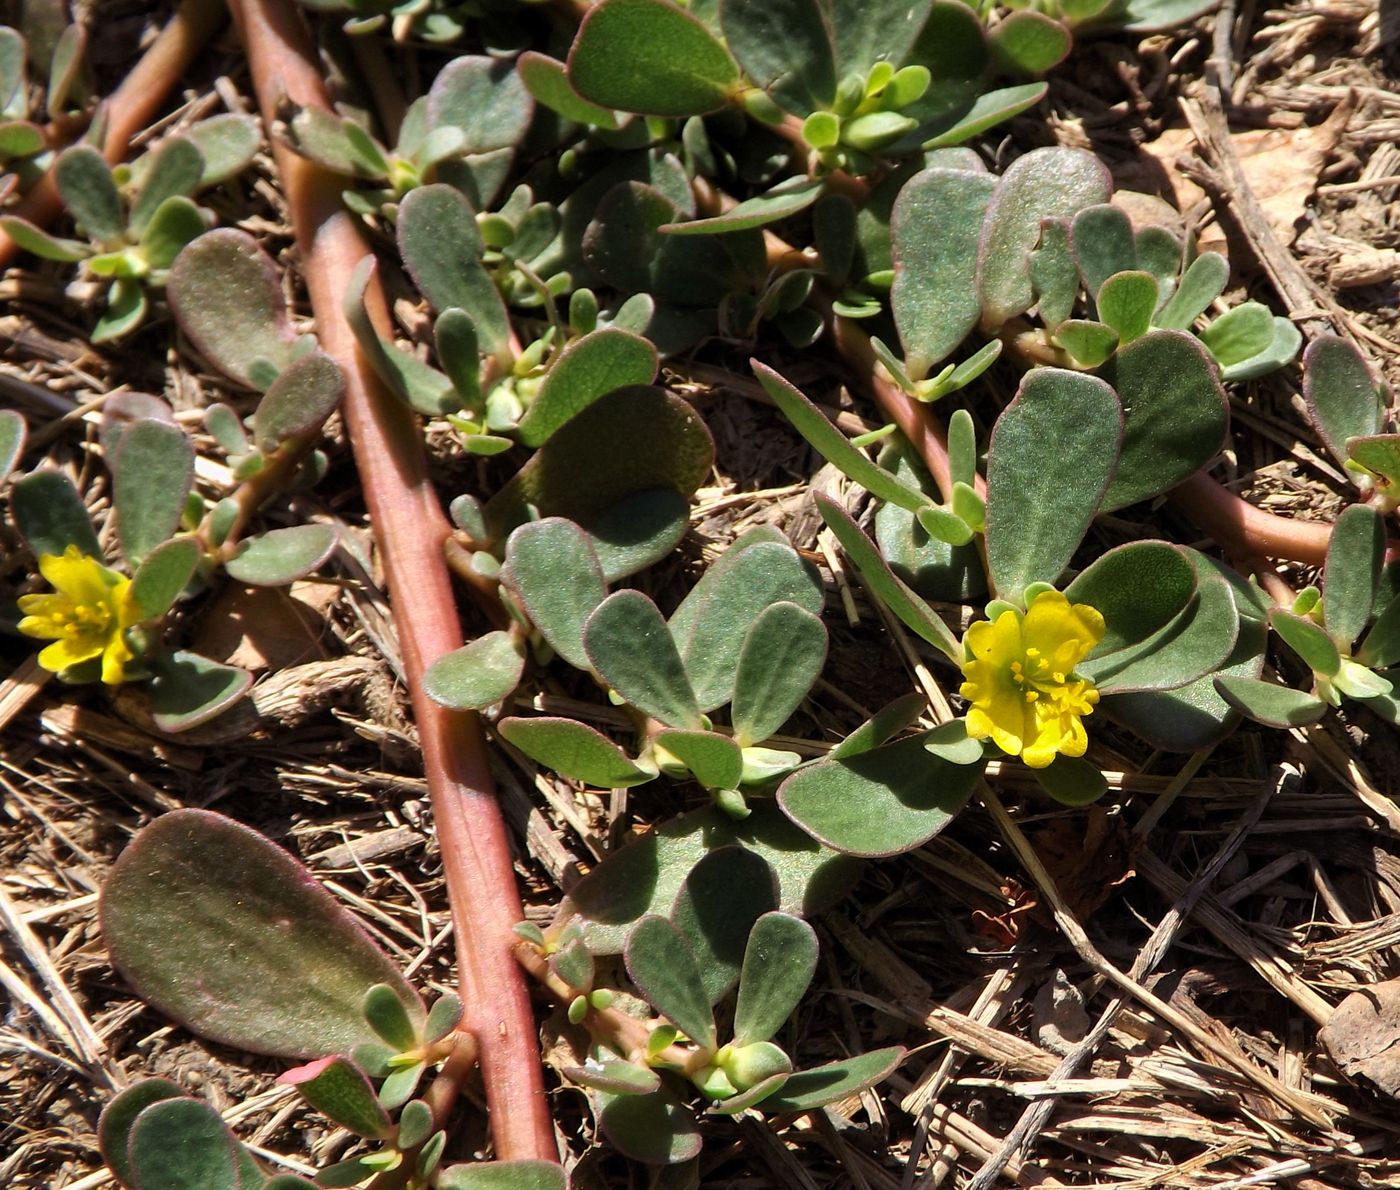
959,590 -> 1105,769
17,546 -> 141,684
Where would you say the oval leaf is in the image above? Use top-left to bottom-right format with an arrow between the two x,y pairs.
131,535 -> 201,619
224,523 -> 338,587
731,602 -> 828,746
501,519 -> 606,670
759,1046 -> 905,1112
516,328 -> 658,447
127,1098 -> 242,1190
1214,675 -> 1327,728
624,915 -> 715,1048
670,845 -> 778,1004
1064,541 -> 1196,655
1304,335 -> 1389,468
499,716 -> 655,788
424,631 -> 526,710
734,912 -> 819,1046
278,1056 -> 392,1139
585,591 -> 701,728
12,469 -> 101,559
101,809 -> 424,1057
113,419 -> 194,567
654,729 -> 743,789
1324,503 -> 1383,648
252,351 -> 345,453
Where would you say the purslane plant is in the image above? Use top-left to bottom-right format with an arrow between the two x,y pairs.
0,0 -> 1394,1182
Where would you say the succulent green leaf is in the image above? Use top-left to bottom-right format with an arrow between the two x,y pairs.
224,524 -> 338,586
1199,302 -> 1275,366
427,56 -> 535,156
101,809 -> 423,1056
653,729 -> 742,790
731,602 -> 828,746
437,1161 -> 568,1190
1214,676 -> 1327,728
1033,754 -> 1108,806
671,539 -> 824,712
817,493 -> 961,658
129,136 -> 203,236
0,215 -> 90,261
755,362 -> 929,514
988,10 -> 1071,75
1348,435 -> 1400,492
93,278 -> 148,344
138,196 -> 206,270
561,803 -> 858,954
397,184 -> 510,355
126,1097 -> 243,1190
1096,270 -> 1157,344
112,419 -> 194,567
625,915 -> 716,1048
1303,335 -> 1390,467
586,591 -> 702,728
891,167 -> 997,378
12,469 -> 101,559
504,714 -> 655,789
364,982 -> 418,1051
830,0 -> 934,78
131,535 -> 200,619
279,1055 -> 392,1139
921,82 -> 1047,149
250,351 -> 344,453
1135,225 -> 1182,285
1271,608 -> 1342,678
518,51 -> 621,129
1065,541 -> 1196,655
719,0 -> 834,116
1080,0 -> 1219,32
831,692 -> 927,759
562,1056 -> 661,1096
1219,315 -> 1301,382
1086,571 -> 1239,693
597,1090 -> 703,1165
45,23 -> 85,119
1055,319 -> 1118,368
0,27 -> 24,117
484,387 -> 713,577
984,368 -> 1121,600
263,1178 -> 320,1189
734,912 -> 818,1046
98,1079 -> 186,1189
1070,203 -> 1137,299
759,1046 -> 904,1112
1358,595 -> 1400,671
184,114 -> 260,185
1153,251 -> 1228,330
1030,217 -> 1076,330
1099,329 -> 1228,511
1323,504 -> 1384,648
501,518 -> 606,670
146,652 -> 252,733
434,308 -> 481,408
671,845 -> 778,1004
568,0 -> 739,117
286,107 -> 384,177
423,630 -> 526,710
54,145 -> 122,244
516,328 -> 658,447
425,993 -> 464,1043
167,230 -> 297,388
977,147 -> 1112,328
778,732 -> 979,856
661,177 -> 825,236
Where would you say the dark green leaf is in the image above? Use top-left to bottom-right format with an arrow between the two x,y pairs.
423,631 -> 526,710
984,368 -> 1121,600
597,1090 -> 702,1164
660,177 -> 825,236
102,809 -> 423,1057
733,912 -> 818,1046
186,114 -> 261,186
731,602 -> 828,746
1034,754 -> 1108,806
131,536 -> 200,619
1214,676 -> 1326,728
518,51 -> 621,129
760,1046 -> 904,1112
436,1160 -> 567,1190
562,1056 -> 661,1095
989,10 -> 1071,74
719,0 -> 833,116
130,136 -> 203,237
54,145 -> 121,244
1099,329 -> 1229,510
778,732 -> 980,856
501,518 -> 606,670
1070,204 -> 1136,299
126,1097 -> 242,1190
978,147 -> 1112,328
427,56 -> 535,155
1031,217 -> 1077,330
1065,541 -> 1196,655
147,652 -> 253,733
830,692 -> 927,759
98,1079 -> 186,1189
12,469 -> 100,558
920,82 -> 1047,149
586,591 -> 702,728
891,167 -> 997,377
279,1055 -> 392,1138
1304,334 -> 1390,467
1271,609 -> 1341,677
1324,503 -> 1383,648
224,524 -> 338,586
167,230 -> 297,388
568,0 -> 739,117
138,196 -> 206,270
817,494 -> 961,658
655,729 -> 743,789
1358,595 -> 1400,671
113,419 -> 194,566
516,328 -> 657,447
252,351 -> 344,453
671,845 -> 778,1003
625,915 -> 715,1047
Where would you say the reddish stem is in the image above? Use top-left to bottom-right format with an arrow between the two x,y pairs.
229,0 -> 555,1163
0,0 -> 228,269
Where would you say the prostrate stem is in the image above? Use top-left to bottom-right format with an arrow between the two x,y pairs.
228,0 -> 555,1163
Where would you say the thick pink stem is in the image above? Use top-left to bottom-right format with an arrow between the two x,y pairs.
229,0 -> 555,1162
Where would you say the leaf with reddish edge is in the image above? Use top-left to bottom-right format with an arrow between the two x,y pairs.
101,809 -> 424,1058
277,1055 -> 393,1139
